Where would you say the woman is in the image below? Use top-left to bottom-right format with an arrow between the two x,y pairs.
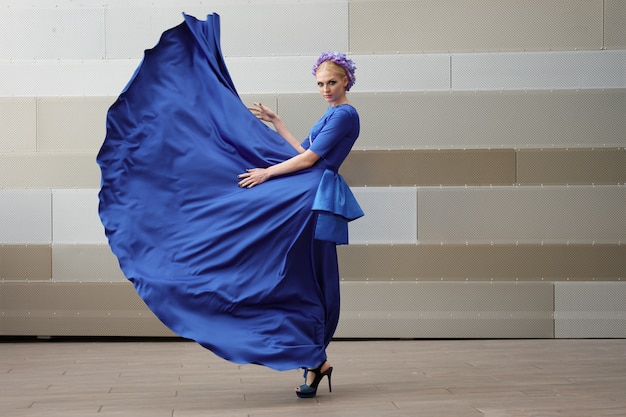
97,13 -> 362,399
239,53 -> 361,397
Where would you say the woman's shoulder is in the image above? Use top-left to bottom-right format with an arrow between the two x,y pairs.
329,103 -> 359,119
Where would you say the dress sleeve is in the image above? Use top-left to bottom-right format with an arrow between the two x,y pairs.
308,108 -> 353,158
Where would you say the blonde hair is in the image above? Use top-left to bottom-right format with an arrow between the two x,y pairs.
312,52 -> 356,91
316,60 -> 348,79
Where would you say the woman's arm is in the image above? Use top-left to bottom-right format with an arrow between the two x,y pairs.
248,102 -> 306,153
237,149 -> 320,188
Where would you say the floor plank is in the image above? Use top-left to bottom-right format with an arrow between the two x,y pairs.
1,339 -> 625,417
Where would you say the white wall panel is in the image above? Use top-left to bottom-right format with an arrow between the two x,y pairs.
350,187 -> 417,244
0,7 -> 105,59
418,186 -> 626,244
227,56 -> 317,94
52,189 -> 106,244
105,3 -> 348,59
3,51 -> 624,97
104,7 -> 209,59
453,50 -> 626,90
354,54 -> 450,92
555,282 -> 626,338
0,59 -> 139,97
211,2 -> 348,58
0,190 -> 51,244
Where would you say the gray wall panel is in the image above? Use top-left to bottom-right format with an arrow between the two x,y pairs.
0,245 -> 51,280
341,148 -> 625,187
605,0 -> 626,49
338,244 -> 626,281
517,148 -> 626,185
341,149 -> 516,186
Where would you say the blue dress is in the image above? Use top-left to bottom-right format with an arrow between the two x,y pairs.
97,13 -> 363,371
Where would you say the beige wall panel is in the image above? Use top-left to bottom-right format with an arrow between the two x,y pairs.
338,244 -> 626,281
348,90 -> 626,149
418,186 -> 626,243
0,281 -> 174,337
554,282 -> 626,338
605,0 -> 626,49
349,0 -> 603,53
274,94 -> 328,143
341,149 -> 516,186
239,94 -> 279,117
37,97 -> 112,152
0,153 -> 100,188
336,281 -> 554,338
517,148 -> 626,185
0,98 -> 37,152
0,245 -> 51,280
52,244 -> 126,282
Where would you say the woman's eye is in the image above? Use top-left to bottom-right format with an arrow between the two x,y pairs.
329,81 -> 336,85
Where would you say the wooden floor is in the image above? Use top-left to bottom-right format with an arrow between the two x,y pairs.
2,338 -> 625,417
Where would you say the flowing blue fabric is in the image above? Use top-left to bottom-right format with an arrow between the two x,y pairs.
97,13 -> 362,371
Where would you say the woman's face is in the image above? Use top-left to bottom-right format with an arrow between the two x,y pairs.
316,66 -> 348,106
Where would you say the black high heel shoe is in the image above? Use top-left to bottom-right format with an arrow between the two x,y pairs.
296,360 -> 333,398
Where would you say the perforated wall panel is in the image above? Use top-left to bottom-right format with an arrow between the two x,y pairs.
0,190 -> 52,244
52,189 -> 106,244
418,186 -> 626,244
554,282 -> 626,338
335,281 -> 554,338
350,187 -> 417,244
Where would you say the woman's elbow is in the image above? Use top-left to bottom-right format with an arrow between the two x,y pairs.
301,151 -> 320,168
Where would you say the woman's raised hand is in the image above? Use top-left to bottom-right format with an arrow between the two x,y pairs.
248,102 -> 277,123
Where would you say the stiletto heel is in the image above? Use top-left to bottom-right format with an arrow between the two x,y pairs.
295,360 -> 333,398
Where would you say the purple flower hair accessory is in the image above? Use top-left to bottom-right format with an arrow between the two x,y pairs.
312,51 -> 356,91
